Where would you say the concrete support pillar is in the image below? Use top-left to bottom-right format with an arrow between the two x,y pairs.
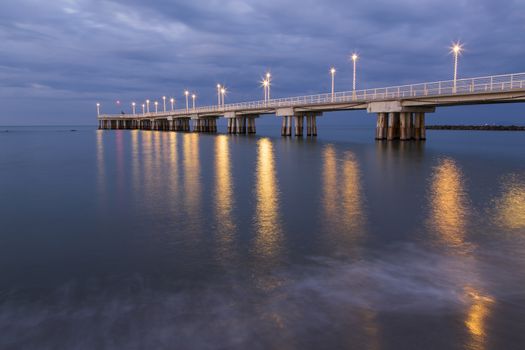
311,115 -> 317,136
400,112 -> 412,141
414,112 -> 426,141
281,116 -> 287,136
306,115 -> 311,136
399,113 -> 407,140
387,113 -> 394,140
235,117 -> 246,134
408,113 -> 414,140
294,115 -> 304,137
247,117 -> 256,134
387,112 -> 400,140
375,112 -> 387,140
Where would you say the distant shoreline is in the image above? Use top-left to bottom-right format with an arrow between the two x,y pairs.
426,125 -> 525,131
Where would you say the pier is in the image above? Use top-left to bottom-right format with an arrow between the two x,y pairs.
98,72 -> 525,140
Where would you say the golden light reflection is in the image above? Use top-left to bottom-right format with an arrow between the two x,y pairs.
168,132 -> 178,195
429,158 -> 469,248
341,151 -> 364,234
493,175 -> 525,230
254,138 -> 282,259
323,145 -> 338,220
464,286 -> 494,350
139,130 -> 156,212
429,158 -> 493,349
214,135 -> 236,256
322,145 -> 365,249
96,130 -> 106,203
183,133 -> 201,219
130,130 -> 140,194
153,131 -> 162,184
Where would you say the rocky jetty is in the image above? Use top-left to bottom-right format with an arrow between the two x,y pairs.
426,125 -> 525,131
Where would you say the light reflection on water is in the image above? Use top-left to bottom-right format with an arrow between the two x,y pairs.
428,157 -> 494,350
254,138 -> 283,267
493,174 -> 525,230
429,157 -> 470,249
214,135 -> 236,264
322,145 -> 365,253
1,128 -> 525,349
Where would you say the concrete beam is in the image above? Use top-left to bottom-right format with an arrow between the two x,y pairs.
367,101 -> 435,113
276,108 -> 294,117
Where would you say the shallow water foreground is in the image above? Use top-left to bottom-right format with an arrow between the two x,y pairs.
1,126 -> 525,349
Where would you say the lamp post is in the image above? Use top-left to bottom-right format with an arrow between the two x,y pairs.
132,102 -> 136,115
330,67 -> 336,101
162,96 -> 166,112
170,98 -> 175,111
184,91 -> 189,112
220,88 -> 226,107
96,103 -> 100,117
146,99 -> 150,113
266,72 -> 271,100
217,84 -> 221,107
262,80 -> 268,102
142,104 -> 145,116
192,94 -> 196,111
351,53 -> 358,92
154,101 -> 158,113
451,42 -> 463,93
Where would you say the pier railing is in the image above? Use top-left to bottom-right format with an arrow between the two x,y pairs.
100,72 -> 525,118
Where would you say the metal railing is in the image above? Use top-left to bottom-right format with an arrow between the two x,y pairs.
99,72 -> 525,119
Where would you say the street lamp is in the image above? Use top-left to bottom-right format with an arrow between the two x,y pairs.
162,96 -> 166,112
451,42 -> 463,93
192,94 -> 196,111
132,102 -> 136,115
217,84 -> 221,107
351,53 -> 358,92
154,101 -> 158,113
170,98 -> 175,111
142,103 -> 145,116
266,72 -> 271,100
146,99 -> 150,113
184,90 -> 189,112
262,80 -> 269,102
330,67 -> 336,101
96,103 -> 100,117
220,87 -> 226,107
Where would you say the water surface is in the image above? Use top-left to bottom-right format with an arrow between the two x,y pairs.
1,125 -> 525,349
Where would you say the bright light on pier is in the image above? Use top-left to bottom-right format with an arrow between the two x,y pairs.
330,67 -> 336,101
350,53 -> 359,91
450,41 -> 464,93
220,87 -> 226,107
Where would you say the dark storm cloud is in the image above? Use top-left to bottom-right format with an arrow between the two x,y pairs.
0,0 -> 524,122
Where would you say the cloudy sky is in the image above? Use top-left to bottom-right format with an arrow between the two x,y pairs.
1,0 -> 524,125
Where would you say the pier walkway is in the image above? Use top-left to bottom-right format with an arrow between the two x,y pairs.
98,72 -> 525,141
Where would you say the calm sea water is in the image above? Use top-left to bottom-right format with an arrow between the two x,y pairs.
1,124 -> 525,349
